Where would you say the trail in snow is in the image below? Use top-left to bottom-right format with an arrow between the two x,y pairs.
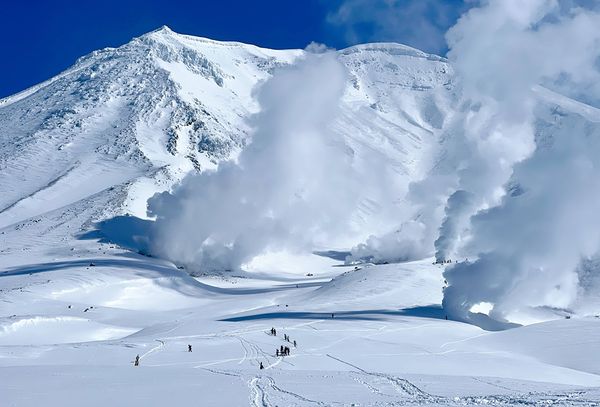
139,339 -> 165,361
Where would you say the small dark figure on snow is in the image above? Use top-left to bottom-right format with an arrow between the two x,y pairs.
259,362 -> 264,370
293,340 -> 297,347
331,313 -> 334,318
285,346 -> 290,356
134,355 -> 140,366
188,344 -> 192,352
280,345 -> 284,354
276,349 -> 280,357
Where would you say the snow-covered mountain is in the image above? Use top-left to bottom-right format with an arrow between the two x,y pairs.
0,26 -> 451,233
4,27 -> 600,406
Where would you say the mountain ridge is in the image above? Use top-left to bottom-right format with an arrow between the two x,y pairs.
0,27 -> 452,235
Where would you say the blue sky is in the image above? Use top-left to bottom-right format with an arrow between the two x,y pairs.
0,0 -> 468,98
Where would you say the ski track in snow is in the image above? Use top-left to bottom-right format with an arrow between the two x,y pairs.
327,353 -> 440,402
139,339 -> 165,361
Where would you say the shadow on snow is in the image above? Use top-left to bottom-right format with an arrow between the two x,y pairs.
220,306 -> 450,323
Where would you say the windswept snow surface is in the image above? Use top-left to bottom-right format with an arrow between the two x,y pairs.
1,27 -> 600,405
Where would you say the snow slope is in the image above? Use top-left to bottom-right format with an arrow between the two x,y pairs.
1,27 -> 600,405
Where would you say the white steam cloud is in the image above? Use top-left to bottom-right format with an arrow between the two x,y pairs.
139,0 -> 600,327
344,0 -> 600,326
439,0 -> 600,324
146,52 -> 369,272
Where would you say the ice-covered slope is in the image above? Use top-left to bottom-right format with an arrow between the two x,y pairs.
0,26 -> 451,235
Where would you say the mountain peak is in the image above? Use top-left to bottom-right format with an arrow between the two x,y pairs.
148,25 -> 174,35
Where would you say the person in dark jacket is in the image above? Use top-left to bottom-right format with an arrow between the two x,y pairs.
188,344 -> 192,352
259,362 -> 264,370
134,354 -> 140,366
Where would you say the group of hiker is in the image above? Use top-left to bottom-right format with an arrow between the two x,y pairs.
269,327 -> 297,360
434,258 -> 471,265
276,345 -> 291,357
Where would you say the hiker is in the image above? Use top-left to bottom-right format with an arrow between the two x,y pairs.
259,362 -> 264,370
331,313 -> 334,319
134,355 -> 140,366
273,328 -> 277,336
188,344 -> 192,352
285,346 -> 290,356
445,315 -> 448,320
276,349 -> 280,357
293,340 -> 297,347
280,345 -> 284,354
